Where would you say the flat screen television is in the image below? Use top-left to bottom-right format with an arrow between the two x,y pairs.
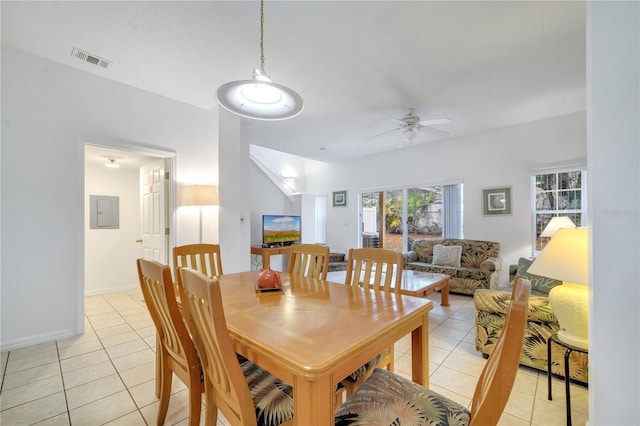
262,215 -> 301,246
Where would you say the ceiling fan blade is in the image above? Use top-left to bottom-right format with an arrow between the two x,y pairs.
419,126 -> 450,137
387,118 -> 408,126
365,126 -> 402,141
419,118 -> 452,126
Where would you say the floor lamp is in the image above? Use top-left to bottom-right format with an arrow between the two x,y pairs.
180,185 -> 218,243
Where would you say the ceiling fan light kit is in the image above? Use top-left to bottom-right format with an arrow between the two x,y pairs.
401,128 -> 418,144
216,0 -> 303,121
370,107 -> 451,145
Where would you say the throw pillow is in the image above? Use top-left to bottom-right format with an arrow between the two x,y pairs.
516,257 -> 562,294
432,245 -> 462,267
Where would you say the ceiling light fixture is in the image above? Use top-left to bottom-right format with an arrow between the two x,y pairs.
402,128 -> 418,144
105,159 -> 120,168
215,0 -> 303,121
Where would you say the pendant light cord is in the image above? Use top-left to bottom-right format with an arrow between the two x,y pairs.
259,0 -> 266,75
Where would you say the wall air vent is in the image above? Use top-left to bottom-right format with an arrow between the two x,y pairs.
71,48 -> 112,69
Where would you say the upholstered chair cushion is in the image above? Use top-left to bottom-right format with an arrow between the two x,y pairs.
240,359 -> 293,426
335,368 -> 470,425
340,348 -> 389,383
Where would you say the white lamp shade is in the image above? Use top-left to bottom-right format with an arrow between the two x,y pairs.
180,185 -> 219,207
216,79 -> 304,121
528,227 -> 588,285
540,216 -> 576,238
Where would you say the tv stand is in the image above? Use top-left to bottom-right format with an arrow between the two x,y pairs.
251,245 -> 292,269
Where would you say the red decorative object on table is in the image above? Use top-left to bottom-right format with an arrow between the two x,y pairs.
257,268 -> 282,289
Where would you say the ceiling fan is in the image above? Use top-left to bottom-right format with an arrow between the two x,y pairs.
370,108 -> 451,145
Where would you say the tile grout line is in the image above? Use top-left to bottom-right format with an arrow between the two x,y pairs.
0,351 -> 9,395
55,340 -> 73,426
96,293 -> 154,424
62,294 -> 145,424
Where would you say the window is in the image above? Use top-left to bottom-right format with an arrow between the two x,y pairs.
361,183 -> 463,252
532,169 -> 586,253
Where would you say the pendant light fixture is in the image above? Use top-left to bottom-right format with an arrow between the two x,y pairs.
216,0 -> 303,121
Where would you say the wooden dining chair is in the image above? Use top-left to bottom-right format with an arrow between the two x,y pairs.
173,244 -> 223,278
177,267 -> 294,426
335,277 -> 532,425
136,259 -> 203,426
344,247 -> 403,293
340,247 -> 404,398
287,243 -> 330,280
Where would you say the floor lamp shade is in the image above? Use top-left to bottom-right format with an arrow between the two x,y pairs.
180,185 -> 218,207
180,185 -> 218,243
528,227 -> 589,349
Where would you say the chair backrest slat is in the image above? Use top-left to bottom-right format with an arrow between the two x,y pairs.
173,244 -> 223,278
287,244 -> 330,280
344,248 -> 403,293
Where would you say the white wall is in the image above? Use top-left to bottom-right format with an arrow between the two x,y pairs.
84,162 -> 140,295
305,112 -> 587,284
218,109 -> 251,273
1,47 -> 218,350
588,2 -> 639,423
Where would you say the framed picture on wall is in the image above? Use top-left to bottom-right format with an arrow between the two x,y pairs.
333,190 -> 347,207
482,186 -> 511,216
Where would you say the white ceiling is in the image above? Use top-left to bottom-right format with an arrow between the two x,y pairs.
1,1 -> 586,163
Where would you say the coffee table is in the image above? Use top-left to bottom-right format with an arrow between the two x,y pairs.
327,269 -> 451,306
401,270 -> 450,306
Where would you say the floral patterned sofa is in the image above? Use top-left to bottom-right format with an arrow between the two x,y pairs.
474,257 -> 589,383
402,238 -> 503,295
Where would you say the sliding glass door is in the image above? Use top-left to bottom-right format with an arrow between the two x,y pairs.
360,184 -> 462,252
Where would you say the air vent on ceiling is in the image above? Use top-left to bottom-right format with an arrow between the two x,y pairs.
71,48 -> 112,69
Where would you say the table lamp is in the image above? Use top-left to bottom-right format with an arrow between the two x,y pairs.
528,227 -> 589,349
540,216 -> 576,238
180,185 -> 218,243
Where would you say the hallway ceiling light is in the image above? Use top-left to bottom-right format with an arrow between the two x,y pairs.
215,0 -> 303,121
105,159 -> 120,168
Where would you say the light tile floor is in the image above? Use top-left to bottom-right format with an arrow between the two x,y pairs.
1,286 -> 588,425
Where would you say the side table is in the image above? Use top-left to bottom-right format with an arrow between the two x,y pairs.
547,333 -> 588,426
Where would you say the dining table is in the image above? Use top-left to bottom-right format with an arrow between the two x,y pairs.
217,270 -> 434,425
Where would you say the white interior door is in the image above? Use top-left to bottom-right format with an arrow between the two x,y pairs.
140,159 -> 168,262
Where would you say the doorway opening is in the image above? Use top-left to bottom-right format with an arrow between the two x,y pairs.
84,142 -> 176,296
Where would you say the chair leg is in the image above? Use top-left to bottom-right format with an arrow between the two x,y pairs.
335,388 -> 345,409
155,337 -> 162,398
186,373 -> 202,426
203,382 -> 218,426
156,352 -> 172,426
343,381 -> 356,398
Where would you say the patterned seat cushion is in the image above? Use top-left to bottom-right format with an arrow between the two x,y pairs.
240,359 -> 294,426
341,347 -> 390,383
335,368 -> 470,425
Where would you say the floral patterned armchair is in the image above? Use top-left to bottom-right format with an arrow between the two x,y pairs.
474,257 -> 589,383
